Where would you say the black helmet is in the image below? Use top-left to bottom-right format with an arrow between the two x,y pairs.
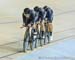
43,6 -> 48,11
24,8 -> 30,14
34,6 -> 40,12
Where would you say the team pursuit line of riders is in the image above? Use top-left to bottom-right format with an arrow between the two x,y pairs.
20,6 -> 53,52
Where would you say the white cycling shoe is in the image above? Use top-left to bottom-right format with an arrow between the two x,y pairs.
34,32 -> 37,34
50,36 -> 53,41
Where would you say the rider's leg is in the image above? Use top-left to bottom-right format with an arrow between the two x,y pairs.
40,20 -> 45,38
48,22 -> 53,41
40,21 -> 45,46
23,27 -> 29,52
44,21 -> 47,45
28,26 -> 33,50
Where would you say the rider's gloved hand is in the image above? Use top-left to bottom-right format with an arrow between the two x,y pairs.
20,23 -> 26,28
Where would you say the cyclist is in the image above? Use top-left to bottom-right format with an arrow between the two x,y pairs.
21,8 -> 38,52
43,6 -> 53,41
34,6 -> 46,46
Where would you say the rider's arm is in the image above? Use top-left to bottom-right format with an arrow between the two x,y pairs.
23,13 -> 26,24
21,13 -> 26,28
51,9 -> 53,20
